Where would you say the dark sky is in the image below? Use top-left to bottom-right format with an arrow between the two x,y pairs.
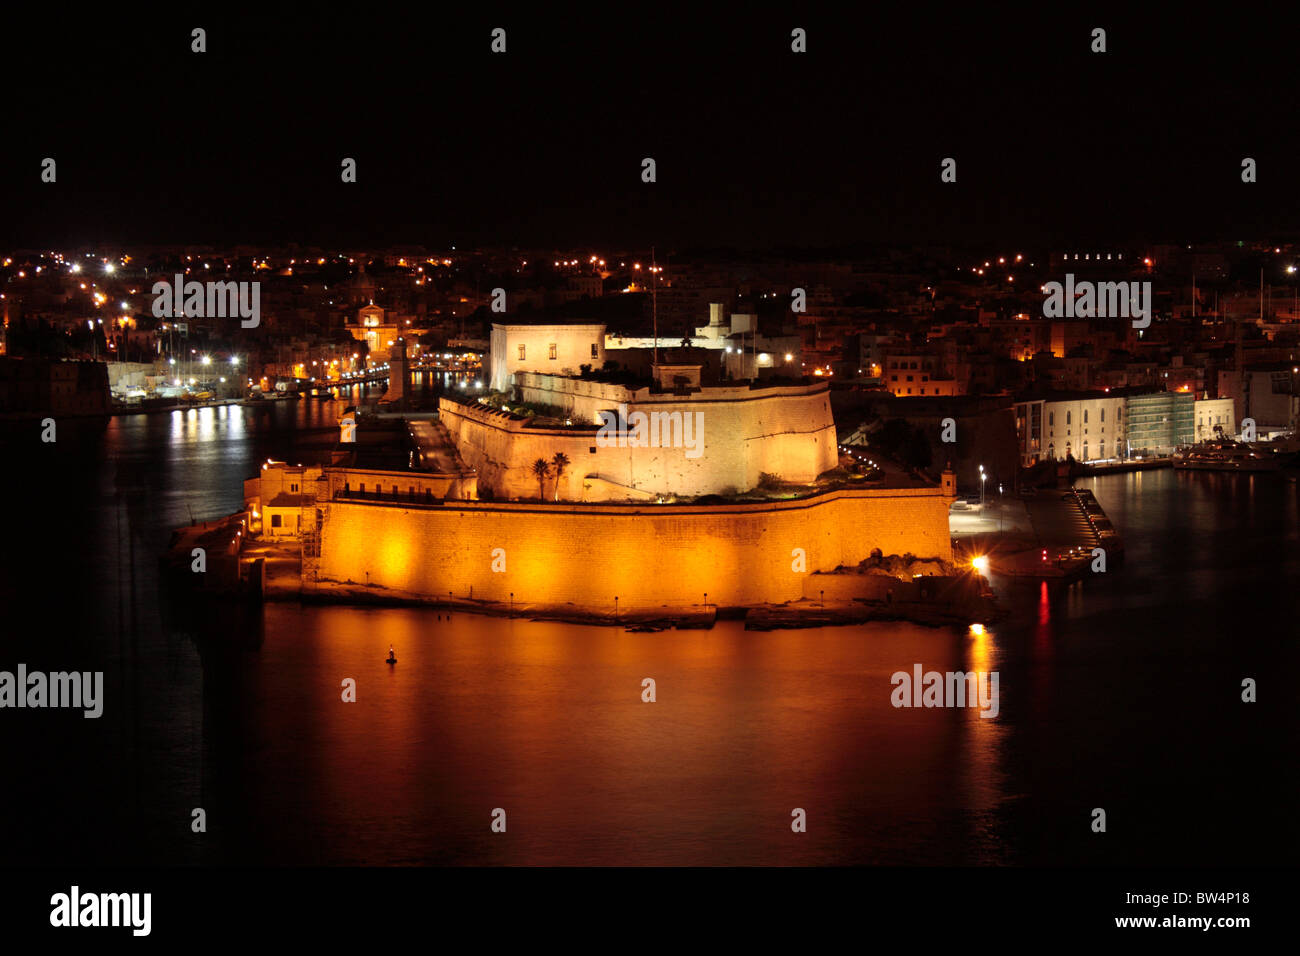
3,8 -> 1299,251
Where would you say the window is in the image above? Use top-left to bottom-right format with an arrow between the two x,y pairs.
549,343 -> 557,360
1066,411 -> 1072,425
1049,412 -> 1054,427
589,446 -> 597,454
290,483 -> 298,492
1083,410 -> 1088,424
590,343 -> 598,358
271,514 -> 282,528
1100,408 -> 1105,422
518,344 -> 526,360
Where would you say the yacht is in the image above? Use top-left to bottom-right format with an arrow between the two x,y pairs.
1172,438 -> 1286,472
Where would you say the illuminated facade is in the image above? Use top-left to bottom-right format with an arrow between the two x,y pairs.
348,304 -> 401,367
489,321 -> 606,392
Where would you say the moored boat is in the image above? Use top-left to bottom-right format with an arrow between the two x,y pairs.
1171,438 -> 1286,472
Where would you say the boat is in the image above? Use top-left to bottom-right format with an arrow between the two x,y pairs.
1171,438 -> 1286,472
386,647 -> 397,664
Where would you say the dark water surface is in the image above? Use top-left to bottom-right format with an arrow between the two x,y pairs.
2,397 -> 1297,866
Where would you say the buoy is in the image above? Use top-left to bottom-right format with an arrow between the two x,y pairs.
386,645 -> 397,665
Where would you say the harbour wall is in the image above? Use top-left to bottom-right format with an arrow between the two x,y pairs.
311,486 -> 954,610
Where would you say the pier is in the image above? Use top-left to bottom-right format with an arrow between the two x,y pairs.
951,485 -> 1123,582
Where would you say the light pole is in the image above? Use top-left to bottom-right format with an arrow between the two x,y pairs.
979,465 -> 986,509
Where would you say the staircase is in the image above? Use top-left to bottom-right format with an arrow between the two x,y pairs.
1024,487 -> 1123,557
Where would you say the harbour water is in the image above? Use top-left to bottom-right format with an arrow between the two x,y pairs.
2,392 -> 1297,866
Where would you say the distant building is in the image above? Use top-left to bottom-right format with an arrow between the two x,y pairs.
348,304 -> 401,366
884,352 -> 959,396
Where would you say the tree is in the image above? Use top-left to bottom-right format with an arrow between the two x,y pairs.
532,458 -> 551,500
551,452 -> 570,500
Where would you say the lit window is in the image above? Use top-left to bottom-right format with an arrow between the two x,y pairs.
549,343 -> 557,360
518,344 -> 526,360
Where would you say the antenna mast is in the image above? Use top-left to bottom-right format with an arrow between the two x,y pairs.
652,246 -> 658,366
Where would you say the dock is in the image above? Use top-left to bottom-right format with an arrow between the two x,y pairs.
951,486 -> 1123,582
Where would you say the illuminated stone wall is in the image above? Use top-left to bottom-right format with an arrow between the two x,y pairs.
439,377 -> 838,499
313,487 -> 954,611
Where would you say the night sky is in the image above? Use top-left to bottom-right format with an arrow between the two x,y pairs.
3,9 -> 1299,250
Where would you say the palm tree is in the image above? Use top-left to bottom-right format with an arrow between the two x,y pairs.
551,452 -> 570,500
531,458 -> 551,500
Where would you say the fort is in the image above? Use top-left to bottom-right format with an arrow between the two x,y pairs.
221,308 -> 980,626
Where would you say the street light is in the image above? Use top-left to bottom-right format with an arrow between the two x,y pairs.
979,466 -> 987,509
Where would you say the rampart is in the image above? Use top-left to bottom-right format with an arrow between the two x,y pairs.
311,485 -> 954,611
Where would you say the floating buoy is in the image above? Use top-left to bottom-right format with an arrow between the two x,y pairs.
386,645 -> 397,665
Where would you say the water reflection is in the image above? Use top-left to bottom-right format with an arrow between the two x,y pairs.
2,412 -> 1296,867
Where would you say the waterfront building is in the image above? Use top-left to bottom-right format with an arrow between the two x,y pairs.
1193,397 -> 1235,441
244,462 -> 318,539
1013,391 -> 1127,465
1217,362 -> 1299,434
1121,390 -> 1194,457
